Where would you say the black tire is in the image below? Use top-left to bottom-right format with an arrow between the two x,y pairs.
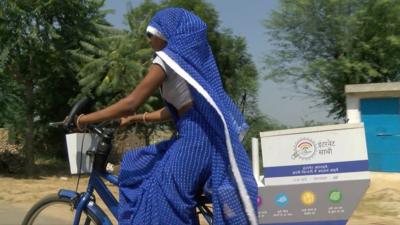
197,205 -> 213,225
22,193 -> 101,225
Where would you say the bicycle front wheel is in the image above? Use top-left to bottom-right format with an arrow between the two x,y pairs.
22,193 -> 100,225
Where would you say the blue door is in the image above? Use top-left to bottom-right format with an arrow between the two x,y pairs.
361,98 -> 400,171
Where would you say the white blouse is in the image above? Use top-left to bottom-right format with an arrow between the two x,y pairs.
152,56 -> 193,109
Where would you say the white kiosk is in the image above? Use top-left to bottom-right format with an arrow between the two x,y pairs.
256,123 -> 370,225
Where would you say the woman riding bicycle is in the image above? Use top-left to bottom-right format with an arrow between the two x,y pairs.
76,7 -> 257,225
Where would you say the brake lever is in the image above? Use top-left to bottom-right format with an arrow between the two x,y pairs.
62,115 -> 77,132
49,121 -> 65,128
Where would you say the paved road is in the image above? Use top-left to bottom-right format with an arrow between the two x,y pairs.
0,202 -> 72,225
0,202 -> 30,225
1,201 -> 207,225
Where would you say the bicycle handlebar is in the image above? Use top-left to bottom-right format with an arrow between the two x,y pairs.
49,97 -> 121,134
62,97 -> 90,130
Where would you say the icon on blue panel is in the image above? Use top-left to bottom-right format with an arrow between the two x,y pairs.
275,193 -> 289,207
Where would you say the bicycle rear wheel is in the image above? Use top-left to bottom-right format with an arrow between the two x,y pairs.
22,193 -> 100,225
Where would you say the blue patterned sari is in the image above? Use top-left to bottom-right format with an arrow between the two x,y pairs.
118,7 -> 258,225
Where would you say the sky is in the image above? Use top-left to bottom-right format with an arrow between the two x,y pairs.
103,0 -> 337,126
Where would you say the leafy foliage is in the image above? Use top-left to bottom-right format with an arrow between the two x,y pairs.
265,0 -> 400,119
71,25 -> 153,107
73,0 -> 164,143
0,0 -> 108,172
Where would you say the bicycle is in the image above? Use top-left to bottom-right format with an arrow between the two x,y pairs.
22,97 -> 213,225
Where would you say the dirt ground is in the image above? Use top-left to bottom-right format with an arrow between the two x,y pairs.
347,172 -> 400,225
0,172 -> 399,225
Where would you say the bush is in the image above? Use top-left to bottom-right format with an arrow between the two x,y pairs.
0,148 -> 26,174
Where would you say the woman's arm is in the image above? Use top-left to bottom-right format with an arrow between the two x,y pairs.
78,64 -> 165,126
120,107 -> 172,126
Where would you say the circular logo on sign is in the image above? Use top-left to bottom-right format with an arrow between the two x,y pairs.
329,189 -> 342,203
292,138 -> 316,160
275,193 -> 289,207
300,191 -> 316,206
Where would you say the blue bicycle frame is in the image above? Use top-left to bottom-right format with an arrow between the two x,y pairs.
59,171 -> 119,225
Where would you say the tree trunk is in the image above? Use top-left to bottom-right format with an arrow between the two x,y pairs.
23,79 -> 35,175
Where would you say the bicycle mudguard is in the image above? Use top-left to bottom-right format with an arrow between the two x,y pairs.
58,189 -> 113,225
58,189 -> 79,201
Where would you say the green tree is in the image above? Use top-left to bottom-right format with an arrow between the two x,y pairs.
264,0 -> 400,120
74,0 -> 162,145
0,0 -> 107,173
